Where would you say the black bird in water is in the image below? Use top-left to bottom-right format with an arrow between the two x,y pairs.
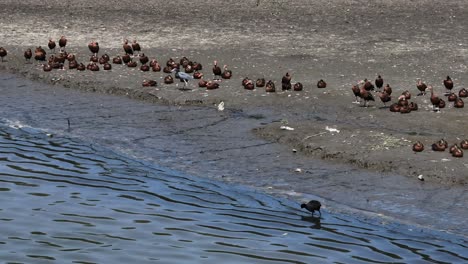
301,200 -> 322,216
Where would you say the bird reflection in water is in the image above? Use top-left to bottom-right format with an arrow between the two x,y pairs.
301,215 -> 322,229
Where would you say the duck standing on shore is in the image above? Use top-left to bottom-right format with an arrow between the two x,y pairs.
59,36 -> 67,51
443,76 -> 454,94
123,39 -> 133,55
48,39 -> 56,53
132,40 -> 141,55
375,74 -> 383,91
428,86 -> 441,111
88,41 -> 99,56
378,91 -> 391,107
282,72 -> 292,90
363,79 -> 374,91
416,79 -> 427,96
351,84 -> 361,103
359,81 -> 374,107
24,49 -> 32,63
0,47 -> 7,62
212,61 -> 222,80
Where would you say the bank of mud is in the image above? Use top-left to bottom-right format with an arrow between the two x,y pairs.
1,0 -> 468,235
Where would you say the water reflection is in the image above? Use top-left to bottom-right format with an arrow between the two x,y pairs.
0,123 -> 466,264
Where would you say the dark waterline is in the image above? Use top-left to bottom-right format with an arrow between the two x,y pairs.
0,123 -> 467,264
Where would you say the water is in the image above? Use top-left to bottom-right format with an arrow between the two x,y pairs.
1,122 -> 467,263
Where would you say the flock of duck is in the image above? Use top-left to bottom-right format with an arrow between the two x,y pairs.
0,38 -> 332,92
1,37 -> 233,90
351,75 -> 466,112
350,74 -> 467,157
413,139 -> 467,158
1,39 -> 467,159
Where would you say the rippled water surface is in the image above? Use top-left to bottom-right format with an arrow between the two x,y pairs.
0,123 -> 467,264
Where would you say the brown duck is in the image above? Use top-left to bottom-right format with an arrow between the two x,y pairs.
113,56 -> 122,64
447,93 -> 457,102
122,54 -> 131,64
443,76 -> 454,94
139,53 -> 149,65
68,60 -> 78,69
416,79 -> 427,96
193,71 -> 203,79
221,65 -> 232,79
265,80 -> 275,92
431,141 -> 446,151
380,84 -> 390,96
351,84 -> 361,103
282,72 -> 292,90
378,91 -> 391,107
375,74 -> 383,90
243,78 -> 254,90
206,80 -> 220,90
458,88 -> 468,98
317,79 -> 327,89
212,61 -> 222,80
34,46 -> 46,61
58,36 -> 67,51
43,63 -> 52,72
152,63 -> 162,72
48,39 -> 56,53
363,79 -> 374,91
409,102 -> 418,111
460,140 -> 468,150
164,75 -> 174,84
0,47 -> 7,62
88,41 -> 99,56
256,78 -> 266,88
412,141 -> 424,152
140,64 -> 150,72
77,63 -> 86,71
198,79 -> 208,88
127,60 -> 137,67
451,145 -> 463,158
123,39 -> 133,55
142,80 -> 157,87
428,86 -> 441,111
294,82 -> 303,91
132,40 -> 141,55
454,98 -> 464,108
359,84 -> 374,107
389,103 -> 400,112
103,63 -> 112,70
402,90 -> 411,100
24,49 -> 32,62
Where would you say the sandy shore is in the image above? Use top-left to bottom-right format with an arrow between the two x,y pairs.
1,0 -> 468,234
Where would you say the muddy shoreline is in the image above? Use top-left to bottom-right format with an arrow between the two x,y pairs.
1,0 -> 468,235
